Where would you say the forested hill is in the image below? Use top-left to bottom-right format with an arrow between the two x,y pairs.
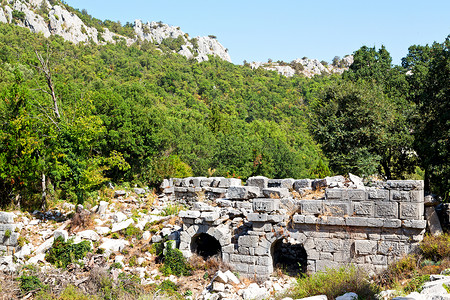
0,0 -> 230,62
0,20 -> 448,208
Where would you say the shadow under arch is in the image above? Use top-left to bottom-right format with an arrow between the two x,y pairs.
271,237 -> 307,276
191,232 -> 222,259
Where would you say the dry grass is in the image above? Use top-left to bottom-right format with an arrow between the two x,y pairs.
69,210 -> 94,233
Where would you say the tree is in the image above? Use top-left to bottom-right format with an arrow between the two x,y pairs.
408,37 -> 450,198
309,80 -> 415,178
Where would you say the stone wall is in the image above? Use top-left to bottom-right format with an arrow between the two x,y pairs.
0,212 -> 19,255
165,176 -> 426,281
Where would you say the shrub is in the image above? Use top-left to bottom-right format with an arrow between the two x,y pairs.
285,265 -> 378,299
4,229 -> 11,238
420,234 -> 450,261
161,204 -> 183,216
159,241 -> 192,276
45,236 -> 91,268
122,225 -> 142,240
12,10 -> 25,22
18,275 -> 44,293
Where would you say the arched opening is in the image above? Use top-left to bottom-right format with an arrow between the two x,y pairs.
271,238 -> 307,276
191,233 -> 222,259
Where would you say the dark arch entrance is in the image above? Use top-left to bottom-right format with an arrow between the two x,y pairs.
271,238 -> 307,276
191,233 -> 222,259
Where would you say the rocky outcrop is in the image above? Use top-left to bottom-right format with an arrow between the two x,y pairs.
0,0 -> 231,62
250,55 -> 354,78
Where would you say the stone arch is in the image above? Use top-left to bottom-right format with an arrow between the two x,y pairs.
270,237 -> 307,276
191,233 -> 222,259
178,224 -> 231,259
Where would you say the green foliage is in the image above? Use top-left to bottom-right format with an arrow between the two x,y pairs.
121,224 -> 142,240
12,10 -> 26,22
420,234 -> 450,261
309,80 -> 415,178
18,275 -> 44,293
161,203 -> 184,216
406,36 -> 450,199
159,241 -> 192,276
4,229 -> 11,238
403,274 -> 430,293
285,265 -> 378,299
158,280 -> 178,292
45,236 -> 91,268
109,262 -> 123,270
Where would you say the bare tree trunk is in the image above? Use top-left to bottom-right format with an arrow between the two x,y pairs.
35,50 -> 61,119
41,173 -> 46,211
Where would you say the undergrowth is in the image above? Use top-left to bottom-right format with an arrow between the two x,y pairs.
45,236 -> 92,268
281,265 -> 379,300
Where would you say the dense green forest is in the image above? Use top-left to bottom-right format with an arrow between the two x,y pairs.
0,22 -> 448,208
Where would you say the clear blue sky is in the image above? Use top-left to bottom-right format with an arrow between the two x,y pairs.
66,0 -> 450,65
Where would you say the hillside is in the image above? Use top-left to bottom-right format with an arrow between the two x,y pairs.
0,0 -> 230,62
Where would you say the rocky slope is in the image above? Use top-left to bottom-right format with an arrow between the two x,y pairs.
250,55 -> 354,78
0,0 -> 231,62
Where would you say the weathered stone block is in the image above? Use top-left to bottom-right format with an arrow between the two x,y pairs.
293,214 -> 305,224
334,251 -> 352,262
390,190 -> 410,202
179,210 -> 201,219
253,199 -> 280,212
247,213 -> 268,222
300,200 -> 323,215
383,219 -> 402,228
201,211 -> 220,222
280,178 -> 295,190
316,260 -> 339,272
352,202 -> 374,217
191,177 -> 207,187
262,188 -> 290,199
366,188 -> 389,200
321,216 -> 345,226
238,235 -> 259,248
410,190 -> 424,203
0,224 -> 17,232
226,186 -> 259,199
323,201 -> 350,217
320,252 -> 333,260
200,178 -> 213,187
402,220 -> 426,229
325,188 -> 347,200
385,180 -> 424,190
348,189 -> 365,201
355,240 -> 377,255
246,176 -> 269,190
267,214 -> 286,223
219,178 -> 242,188
399,203 -> 422,220
315,239 -> 342,252
375,202 -> 398,219
163,187 -> 174,194
345,217 -> 370,227
293,179 -> 312,191
0,212 -> 15,224
174,187 -> 188,193
235,201 -> 253,210
304,215 -> 319,224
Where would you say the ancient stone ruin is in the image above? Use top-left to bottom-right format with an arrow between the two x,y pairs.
161,176 -> 426,281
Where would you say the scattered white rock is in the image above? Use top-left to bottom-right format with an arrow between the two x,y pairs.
53,229 -> 68,241
76,230 -> 100,241
99,238 -> 129,252
96,226 -> 111,235
224,270 -> 240,284
241,283 -> 269,300
111,218 -> 134,232
113,212 -> 127,223
336,292 -> 358,300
